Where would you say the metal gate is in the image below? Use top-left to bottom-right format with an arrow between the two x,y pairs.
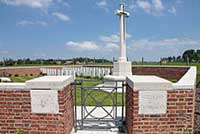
73,79 -> 125,132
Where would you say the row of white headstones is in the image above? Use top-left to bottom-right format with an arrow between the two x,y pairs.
40,67 -> 111,78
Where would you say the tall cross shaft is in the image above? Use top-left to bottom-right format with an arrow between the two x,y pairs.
116,4 -> 129,62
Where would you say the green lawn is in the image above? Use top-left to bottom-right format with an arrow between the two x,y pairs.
74,78 -> 124,106
10,75 -> 39,82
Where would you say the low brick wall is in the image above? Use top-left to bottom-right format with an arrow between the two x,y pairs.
195,89 -> 200,133
126,85 -> 195,134
132,66 -> 189,81
0,85 -> 73,134
0,67 -> 41,76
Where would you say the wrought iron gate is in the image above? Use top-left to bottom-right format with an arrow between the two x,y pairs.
73,79 -> 125,132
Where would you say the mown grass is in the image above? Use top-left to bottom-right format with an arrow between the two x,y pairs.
10,75 -> 39,82
74,77 -> 124,106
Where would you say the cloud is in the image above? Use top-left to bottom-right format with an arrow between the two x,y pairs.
135,0 -> 165,16
132,38 -> 200,48
152,0 -> 164,12
168,6 -> 176,15
100,34 -> 119,43
52,12 -> 70,22
130,38 -> 200,60
136,0 -> 152,14
0,50 -> 9,54
33,52 -> 46,58
0,0 -> 54,9
99,33 -> 132,43
97,0 -> 107,7
105,43 -> 119,50
96,0 -> 108,12
65,41 -> 99,51
17,20 -> 48,26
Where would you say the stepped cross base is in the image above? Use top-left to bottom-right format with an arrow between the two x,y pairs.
113,61 -> 132,76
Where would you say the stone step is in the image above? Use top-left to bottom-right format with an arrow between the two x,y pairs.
74,130 -> 125,134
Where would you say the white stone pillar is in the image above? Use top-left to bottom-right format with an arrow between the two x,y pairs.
116,3 -> 129,62
113,3 -> 132,76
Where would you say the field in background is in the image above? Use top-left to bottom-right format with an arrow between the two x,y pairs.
5,62 -> 200,88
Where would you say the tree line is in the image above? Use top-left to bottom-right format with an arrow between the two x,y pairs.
0,57 -> 112,66
161,49 -> 200,63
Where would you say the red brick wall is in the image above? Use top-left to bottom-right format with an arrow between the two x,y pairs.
126,85 -> 195,134
132,66 -> 189,81
0,67 -> 41,76
195,89 -> 200,134
0,85 -> 74,134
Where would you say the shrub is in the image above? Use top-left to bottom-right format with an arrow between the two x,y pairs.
16,129 -> 25,134
14,74 -> 19,77
40,72 -> 47,76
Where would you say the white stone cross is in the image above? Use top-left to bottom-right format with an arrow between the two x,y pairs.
116,3 -> 129,62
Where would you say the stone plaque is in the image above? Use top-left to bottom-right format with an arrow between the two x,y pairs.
31,90 -> 59,113
139,91 -> 167,114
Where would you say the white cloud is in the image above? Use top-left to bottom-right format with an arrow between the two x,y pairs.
132,38 -> 200,49
96,0 -> 108,12
136,0 -> 165,16
105,43 -> 119,50
100,34 -> 119,43
168,6 -> 176,15
0,0 -> 54,9
126,33 -> 132,39
129,38 -> 200,61
152,0 -> 164,12
136,0 -> 152,14
0,50 -> 9,54
17,20 -> 48,26
99,33 -> 132,43
33,52 -> 46,58
52,12 -> 70,22
97,0 -> 107,7
65,41 -> 99,51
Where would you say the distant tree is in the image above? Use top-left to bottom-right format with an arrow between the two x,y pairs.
182,49 -> 195,62
197,50 -> 200,62
176,56 -> 182,62
17,59 -> 24,65
167,57 -> 172,62
5,58 -> 15,66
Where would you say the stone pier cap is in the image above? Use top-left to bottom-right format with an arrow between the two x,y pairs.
0,76 -> 74,90
127,75 -> 173,91
127,66 -> 197,90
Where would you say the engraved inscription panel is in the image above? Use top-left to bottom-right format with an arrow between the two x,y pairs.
31,90 -> 59,113
139,91 -> 167,114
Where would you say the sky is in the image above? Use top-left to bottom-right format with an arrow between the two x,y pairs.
0,0 -> 200,61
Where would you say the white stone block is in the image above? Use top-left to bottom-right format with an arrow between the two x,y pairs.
126,75 -> 172,90
139,91 -> 167,114
26,76 -> 74,90
113,61 -> 132,76
31,90 -> 59,113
